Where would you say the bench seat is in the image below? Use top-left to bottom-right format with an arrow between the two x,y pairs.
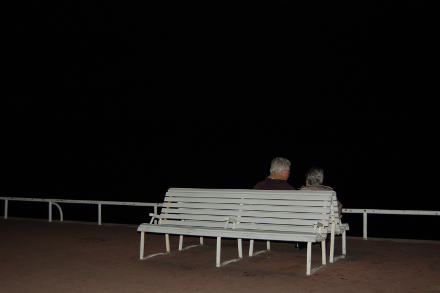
138,223 -> 325,242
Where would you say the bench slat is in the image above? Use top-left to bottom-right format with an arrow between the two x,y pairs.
169,188 -> 333,196
161,219 -> 324,233
163,202 -> 331,213
138,224 -> 324,242
164,196 -> 332,207
159,213 -> 329,226
166,191 -> 332,201
165,208 -> 330,220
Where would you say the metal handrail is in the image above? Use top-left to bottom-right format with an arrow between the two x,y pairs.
1,196 -> 159,225
342,208 -> 440,240
2,197 -> 439,240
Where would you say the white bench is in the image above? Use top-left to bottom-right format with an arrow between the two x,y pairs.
137,188 -> 336,275
256,190 -> 349,263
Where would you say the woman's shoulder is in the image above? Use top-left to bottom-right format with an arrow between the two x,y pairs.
300,184 -> 333,190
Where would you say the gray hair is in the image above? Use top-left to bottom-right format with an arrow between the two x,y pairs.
270,157 -> 291,174
306,167 -> 324,185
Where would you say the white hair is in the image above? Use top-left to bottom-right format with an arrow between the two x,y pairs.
270,157 -> 291,174
306,167 -> 324,185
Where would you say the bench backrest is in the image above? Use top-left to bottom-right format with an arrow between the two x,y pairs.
330,193 -> 342,218
156,188 -> 336,235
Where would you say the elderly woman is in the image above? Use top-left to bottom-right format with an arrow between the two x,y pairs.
300,167 -> 342,215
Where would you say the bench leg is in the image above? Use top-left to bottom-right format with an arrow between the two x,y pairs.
165,234 -> 170,253
329,230 -> 347,263
322,240 -> 326,265
139,232 -> 170,260
249,240 -> 270,257
342,230 -> 346,256
139,231 -> 170,260
178,235 -> 204,252
179,235 -> 183,251
140,231 -> 145,260
306,242 -> 312,276
329,223 -> 335,263
216,237 -> 242,267
306,241 -> 327,275
216,237 -> 221,267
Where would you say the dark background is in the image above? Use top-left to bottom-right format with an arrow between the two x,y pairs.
2,1 -> 438,239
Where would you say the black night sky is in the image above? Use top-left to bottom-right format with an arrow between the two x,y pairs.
2,1 -> 438,238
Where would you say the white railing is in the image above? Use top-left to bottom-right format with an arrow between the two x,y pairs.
1,196 -> 159,225
2,197 -> 439,240
342,208 -> 440,240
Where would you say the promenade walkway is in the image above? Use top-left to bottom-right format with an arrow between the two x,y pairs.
1,219 -> 439,292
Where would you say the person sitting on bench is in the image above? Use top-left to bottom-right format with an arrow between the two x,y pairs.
254,157 -> 295,190
300,167 -> 342,215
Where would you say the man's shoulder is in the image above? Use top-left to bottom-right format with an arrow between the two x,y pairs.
253,180 -> 265,189
254,178 -> 295,190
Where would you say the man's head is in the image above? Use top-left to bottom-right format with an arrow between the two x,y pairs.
305,167 -> 324,186
269,157 -> 291,180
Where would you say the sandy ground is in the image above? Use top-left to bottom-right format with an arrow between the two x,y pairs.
1,218 -> 439,293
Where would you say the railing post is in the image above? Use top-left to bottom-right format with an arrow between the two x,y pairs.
4,199 -> 8,219
49,202 -> 52,222
98,204 -> 102,225
363,210 -> 368,240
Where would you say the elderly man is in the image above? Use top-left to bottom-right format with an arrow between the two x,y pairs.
252,157 -> 297,251
254,157 -> 294,190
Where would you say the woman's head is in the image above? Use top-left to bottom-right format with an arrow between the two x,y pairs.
306,167 -> 324,186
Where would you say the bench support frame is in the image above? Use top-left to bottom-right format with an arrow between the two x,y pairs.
249,240 -> 271,257
140,233 -> 244,267
140,231 -> 171,260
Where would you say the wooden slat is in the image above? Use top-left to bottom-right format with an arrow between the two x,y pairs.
159,213 -> 329,226
234,222 -> 322,233
138,224 -> 323,242
164,196 -> 331,207
165,208 -> 239,217
237,217 -> 328,226
169,188 -> 333,196
164,202 -> 330,213
160,213 -> 232,222
161,219 -> 227,229
160,219 -> 322,233
166,190 -> 333,201
165,208 -> 330,220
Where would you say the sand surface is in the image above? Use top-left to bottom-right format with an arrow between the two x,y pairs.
1,219 -> 439,292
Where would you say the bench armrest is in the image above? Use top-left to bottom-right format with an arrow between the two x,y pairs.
149,213 -> 160,224
314,222 -> 327,234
